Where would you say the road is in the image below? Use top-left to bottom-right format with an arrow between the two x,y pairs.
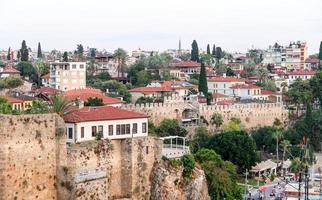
245,181 -> 285,200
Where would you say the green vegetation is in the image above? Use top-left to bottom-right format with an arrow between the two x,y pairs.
85,97 -> 104,106
0,76 -> 23,90
191,40 -> 199,62
0,97 -> 12,114
210,112 -> 223,129
50,95 -> 74,117
37,42 -> 42,59
319,41 -> 322,68
62,51 -> 68,62
198,62 -> 208,96
20,40 -> 29,62
26,100 -> 50,114
155,119 -> 187,137
135,96 -> 154,104
181,154 -> 195,178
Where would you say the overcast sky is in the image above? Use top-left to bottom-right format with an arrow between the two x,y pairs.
1,0 -> 321,54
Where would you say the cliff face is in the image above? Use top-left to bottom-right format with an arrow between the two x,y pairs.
150,161 -> 210,200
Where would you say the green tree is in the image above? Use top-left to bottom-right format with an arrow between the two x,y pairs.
226,67 -> 235,77
288,79 -> 313,117
211,112 -> 223,129
90,48 -> 96,58
206,44 -> 211,55
191,40 -> 199,62
309,70 -> 322,108
211,44 -> 216,57
37,42 -> 42,59
16,61 -> 36,80
34,61 -> 49,86
0,97 -> 12,114
113,48 -> 128,78
190,126 -> 210,153
7,47 -> 11,60
26,100 -> 50,114
76,44 -> 84,61
84,97 -> 104,106
20,40 -> 29,61
194,149 -> 242,200
155,119 -> 187,137
135,96 -> 154,104
273,130 -> 283,164
198,62 -> 208,96
207,131 -> 257,171
62,51 -> 68,62
255,67 -> 269,83
50,95 -> 74,117
251,126 -> 279,153
224,117 -> 242,132
181,154 -> 195,178
281,139 -> 291,169
319,41 -> 322,68
0,76 -> 23,89
215,47 -> 223,60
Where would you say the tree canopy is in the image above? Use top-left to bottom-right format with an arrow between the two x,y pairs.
37,42 -> 42,59
198,62 -> 208,96
155,119 -> 187,137
191,40 -> 199,62
20,40 -> 29,62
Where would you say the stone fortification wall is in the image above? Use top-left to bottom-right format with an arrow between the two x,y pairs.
122,102 -> 288,129
0,114 -> 66,200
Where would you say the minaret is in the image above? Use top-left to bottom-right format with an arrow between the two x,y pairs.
178,38 -> 182,57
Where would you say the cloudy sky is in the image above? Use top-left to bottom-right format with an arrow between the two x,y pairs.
1,0 -> 321,53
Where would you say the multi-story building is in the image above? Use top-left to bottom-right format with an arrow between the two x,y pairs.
263,41 -> 308,70
207,76 -> 245,95
49,61 -> 86,91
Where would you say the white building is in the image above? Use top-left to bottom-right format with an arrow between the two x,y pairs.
207,76 -> 245,95
49,61 -> 86,91
287,71 -> 315,85
64,106 -> 148,143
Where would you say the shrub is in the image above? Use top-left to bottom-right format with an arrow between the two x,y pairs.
96,131 -> 103,140
181,154 -> 195,178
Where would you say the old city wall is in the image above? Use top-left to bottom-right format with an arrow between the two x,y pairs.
122,99 -> 289,129
0,114 -> 66,200
61,137 -> 163,200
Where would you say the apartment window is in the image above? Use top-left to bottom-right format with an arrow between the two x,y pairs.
223,84 -> 226,88
72,64 -> 76,69
68,128 -> 73,139
142,123 -> 147,133
248,90 -> 250,95
132,123 -> 138,134
121,124 -> 126,135
81,127 -> 84,138
108,125 -> 113,136
213,83 -> 216,88
80,64 -> 84,69
116,125 -> 120,135
98,125 -> 103,135
92,126 -> 97,137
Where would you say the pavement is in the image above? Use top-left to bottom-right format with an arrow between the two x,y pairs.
245,181 -> 285,200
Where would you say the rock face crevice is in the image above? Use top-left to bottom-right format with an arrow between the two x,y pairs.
150,160 -> 210,200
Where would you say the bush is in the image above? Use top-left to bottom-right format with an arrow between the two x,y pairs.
169,159 -> 182,168
0,76 -> 23,89
155,119 -> 187,137
181,154 -> 195,178
96,131 -> 103,140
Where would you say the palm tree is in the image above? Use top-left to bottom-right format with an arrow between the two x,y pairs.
211,112 -> 223,130
273,130 -> 283,166
50,95 -> 74,117
255,67 -> 269,83
113,48 -> 127,78
280,139 -> 291,174
34,61 -> 47,86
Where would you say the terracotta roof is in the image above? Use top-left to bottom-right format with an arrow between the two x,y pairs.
64,88 -> 123,105
216,99 -> 233,105
41,73 -> 50,79
34,87 -> 60,95
230,84 -> 261,89
2,96 -> 23,103
261,90 -> 278,95
208,76 -> 245,82
213,93 -> 228,98
64,106 -> 148,123
172,60 -> 201,68
305,58 -> 320,64
287,71 -> 316,76
129,87 -> 172,93
0,66 -> 20,74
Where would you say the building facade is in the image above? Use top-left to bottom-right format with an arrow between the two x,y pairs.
49,61 -> 86,91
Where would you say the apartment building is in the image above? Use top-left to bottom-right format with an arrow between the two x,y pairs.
49,61 -> 86,91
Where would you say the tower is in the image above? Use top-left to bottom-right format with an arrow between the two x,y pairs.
178,38 -> 182,57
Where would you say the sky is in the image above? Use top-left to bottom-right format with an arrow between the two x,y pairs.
1,0 -> 322,54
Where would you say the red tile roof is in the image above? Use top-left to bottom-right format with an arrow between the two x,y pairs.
64,106 -> 148,123
213,93 -> 228,98
287,71 -> 316,76
261,90 -> 278,95
172,60 -> 201,68
0,66 -> 20,74
129,87 -> 172,93
208,77 -> 245,82
230,84 -> 261,89
216,99 -> 234,105
41,73 -> 50,79
64,88 -> 123,105
34,87 -> 60,95
2,96 -> 23,103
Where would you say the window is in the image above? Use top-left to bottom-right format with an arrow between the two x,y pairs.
248,90 -> 250,95
98,125 -> 103,133
121,124 -> 126,135
132,123 -> 137,134
108,125 -> 113,136
72,64 -> 76,69
80,64 -> 84,69
68,128 -> 73,139
116,125 -> 120,135
92,126 -> 97,137
126,124 -> 130,134
81,127 -> 84,138
142,123 -> 147,133
223,84 -> 226,88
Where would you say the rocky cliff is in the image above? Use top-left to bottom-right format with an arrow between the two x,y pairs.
150,160 -> 210,200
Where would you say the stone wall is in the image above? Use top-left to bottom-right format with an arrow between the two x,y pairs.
122,102 -> 289,129
0,114 -> 66,200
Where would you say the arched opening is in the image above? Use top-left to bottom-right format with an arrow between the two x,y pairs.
181,108 -> 200,126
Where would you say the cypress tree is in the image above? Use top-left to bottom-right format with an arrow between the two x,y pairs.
7,47 -> 11,60
198,62 -> 208,96
191,40 -> 200,62
17,51 -> 21,61
37,42 -> 42,59
20,40 -> 29,61
63,52 -> 68,62
207,44 -> 211,55
212,44 -> 216,57
319,41 -> 322,69
215,47 -> 222,60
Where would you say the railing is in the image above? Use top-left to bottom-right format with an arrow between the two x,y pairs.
162,144 -> 190,158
